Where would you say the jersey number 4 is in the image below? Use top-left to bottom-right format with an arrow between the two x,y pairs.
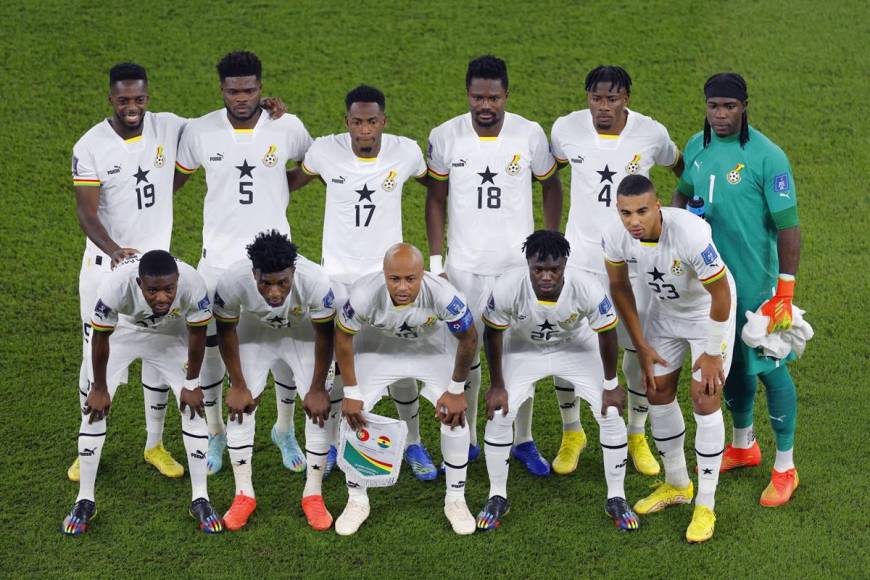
598,184 -> 611,207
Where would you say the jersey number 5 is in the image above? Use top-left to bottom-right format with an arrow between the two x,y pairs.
239,182 -> 253,205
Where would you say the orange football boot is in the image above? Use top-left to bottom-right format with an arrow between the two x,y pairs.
760,468 -> 799,507
302,495 -> 333,531
223,494 -> 257,530
720,441 -> 761,472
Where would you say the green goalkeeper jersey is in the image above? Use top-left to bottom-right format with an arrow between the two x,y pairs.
677,126 -> 799,310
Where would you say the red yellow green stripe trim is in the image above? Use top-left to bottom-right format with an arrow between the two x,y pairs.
214,313 -> 240,323
336,318 -> 358,335
534,161 -> 558,181
482,315 -> 509,331
427,167 -> 448,181
701,266 -> 727,286
187,315 -> 213,327
74,178 -> 101,187
605,258 -> 626,267
91,322 -> 115,332
175,161 -> 195,175
592,318 -> 619,333
312,313 -> 336,324
555,156 -> 568,164
301,163 -> 318,176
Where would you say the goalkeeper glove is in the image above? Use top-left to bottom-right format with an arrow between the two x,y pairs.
760,275 -> 795,333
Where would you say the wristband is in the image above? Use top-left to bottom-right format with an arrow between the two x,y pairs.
344,385 -> 362,401
447,380 -> 465,395
184,378 -> 199,390
603,377 -> 618,390
429,254 -> 444,276
776,274 -> 795,298
705,318 -> 729,356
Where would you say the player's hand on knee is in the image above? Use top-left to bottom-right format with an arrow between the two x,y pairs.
485,386 -> 509,420
342,398 -> 366,430
600,384 -> 626,417
638,344 -> 668,391
110,247 -> 139,268
85,388 -> 112,424
436,392 -> 467,427
226,386 -> 256,424
304,389 -> 331,427
692,353 -> 725,396
180,386 -> 205,420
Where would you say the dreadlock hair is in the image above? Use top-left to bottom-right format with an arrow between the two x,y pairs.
703,72 -> 750,148
247,230 -> 298,274
466,55 -> 508,91
584,65 -> 632,95
523,230 -> 571,262
217,51 -> 262,81
617,174 -> 656,197
109,62 -> 147,86
139,250 -> 178,278
345,84 -> 386,111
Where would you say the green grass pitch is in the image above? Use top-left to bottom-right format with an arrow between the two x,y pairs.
1,0 -> 868,576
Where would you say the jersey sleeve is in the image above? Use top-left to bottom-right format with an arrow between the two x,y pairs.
308,271 -> 336,323
426,127 -> 449,181
584,278 -> 619,333
175,125 -> 200,175
762,146 -> 799,230
530,123 -> 558,180
676,134 -> 702,198
602,224 -> 627,266
437,283 -> 474,334
549,120 -> 568,164
287,117 -> 313,162
684,222 -> 728,286
481,284 -> 512,331
301,139 -> 322,176
410,141 -> 427,179
72,140 -> 100,189
336,287 -> 368,335
212,275 -> 241,323
652,121 -> 679,168
185,271 -> 213,327
91,276 -> 122,332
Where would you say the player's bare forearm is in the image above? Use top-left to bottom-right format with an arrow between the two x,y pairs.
704,276 -> 732,322
425,179 -> 448,255
777,226 -> 801,276
597,328 -> 619,380
540,173 -> 563,231
286,166 -> 318,193
75,187 -> 121,257
173,169 -> 191,193
309,320 -> 335,392
216,320 -> 245,387
451,326 -> 478,383
483,326 -> 506,390
186,324 -> 207,380
670,153 -> 685,178
334,329 -> 358,386
671,190 -> 689,208
606,262 -> 646,350
90,329 -> 112,392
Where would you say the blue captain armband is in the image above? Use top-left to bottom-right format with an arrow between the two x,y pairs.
447,309 -> 474,334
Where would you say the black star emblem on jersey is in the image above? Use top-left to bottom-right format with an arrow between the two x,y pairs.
398,322 -> 414,333
596,164 -> 616,183
266,315 -> 285,327
702,468 -> 713,475
236,159 -> 255,179
647,267 -> 666,282
537,320 -> 555,331
356,184 -> 375,202
477,166 -> 497,184
133,165 -> 150,185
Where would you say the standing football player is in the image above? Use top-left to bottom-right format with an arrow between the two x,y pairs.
288,85 -> 436,480
62,251 -> 221,535
213,231 -> 335,531
174,51 -> 313,475
672,73 -> 802,506
335,244 -> 478,536
426,55 -> 562,476
69,63 -> 186,484
477,230 -> 637,532
549,65 -> 684,477
604,175 -> 736,542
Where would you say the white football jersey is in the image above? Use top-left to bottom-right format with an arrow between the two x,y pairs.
603,207 -> 734,323
338,271 -> 473,343
302,133 -> 426,284
550,109 -> 678,273
91,255 -> 212,334
72,112 -> 185,264
427,112 -> 557,275
176,109 -> 312,268
213,256 -> 335,336
483,266 -> 618,354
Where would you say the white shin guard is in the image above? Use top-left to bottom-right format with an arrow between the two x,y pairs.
303,420 -> 330,497
389,378 -> 421,446
441,423 -> 470,498
483,411 -> 513,499
181,413 -> 209,501
694,409 -> 724,509
77,416 -> 107,502
201,345 -> 226,436
594,409 -> 628,499
226,408 -> 257,497
650,400 -> 689,489
624,351 -> 650,435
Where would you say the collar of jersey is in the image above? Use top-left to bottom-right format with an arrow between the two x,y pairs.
711,130 -> 740,143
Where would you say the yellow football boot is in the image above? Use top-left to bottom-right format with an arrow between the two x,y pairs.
144,443 -> 184,478
686,504 -> 716,543
628,433 -> 661,476
67,457 -> 80,482
552,430 -> 587,475
634,480 -> 694,515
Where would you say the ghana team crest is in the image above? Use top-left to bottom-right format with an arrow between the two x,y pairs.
505,154 -> 521,176
381,170 -> 398,192
625,153 -> 641,174
726,162 -> 745,185
262,145 -> 278,167
154,145 -> 165,168
670,259 -> 684,275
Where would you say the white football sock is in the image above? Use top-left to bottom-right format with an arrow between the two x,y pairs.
465,360 -> 482,446
624,351 -> 650,435
732,425 -> 756,449
513,397 -> 534,445
483,411 -> 513,499
441,423 -> 470,499
226,408 -> 256,498
76,416 -> 107,503
328,373 -> 344,448
389,378 -> 421,447
303,419 -> 330,496
554,377 -> 583,432
650,400 -> 690,489
274,379 -> 297,434
774,448 -> 795,471
345,474 -> 369,502
143,382 -> 169,450
694,409 -> 724,509
595,408 -> 628,499
182,412 -> 209,501
201,344 -> 226,436
77,360 -> 89,411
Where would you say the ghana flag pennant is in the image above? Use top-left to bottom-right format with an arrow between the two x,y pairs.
338,412 -> 408,488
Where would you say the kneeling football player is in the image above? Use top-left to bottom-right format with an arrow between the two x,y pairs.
336,243 -> 478,536
604,175 -> 736,543
214,231 -> 335,531
62,250 -> 221,535
478,230 -> 638,532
